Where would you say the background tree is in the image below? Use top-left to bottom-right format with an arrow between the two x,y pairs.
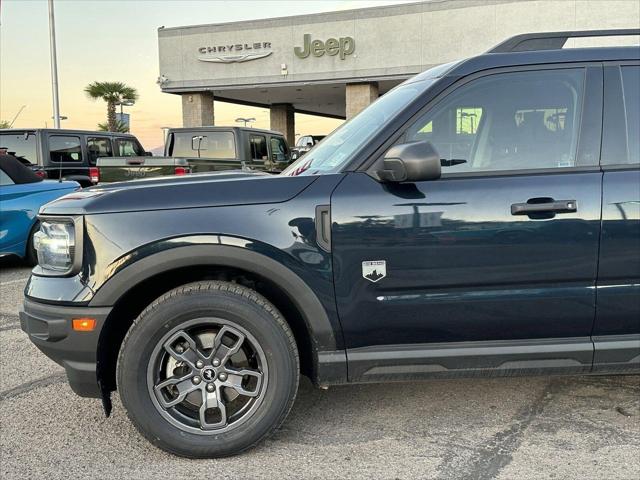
84,81 -> 138,132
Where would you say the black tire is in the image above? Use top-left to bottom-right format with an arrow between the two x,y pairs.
25,221 -> 40,266
117,281 -> 299,458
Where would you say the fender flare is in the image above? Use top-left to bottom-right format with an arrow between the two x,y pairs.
89,241 -> 339,352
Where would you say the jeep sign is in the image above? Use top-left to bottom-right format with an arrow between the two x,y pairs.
294,34 -> 355,60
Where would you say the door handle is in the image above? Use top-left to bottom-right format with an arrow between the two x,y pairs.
511,198 -> 577,216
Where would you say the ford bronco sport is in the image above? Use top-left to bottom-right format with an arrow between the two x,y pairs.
21,30 -> 640,458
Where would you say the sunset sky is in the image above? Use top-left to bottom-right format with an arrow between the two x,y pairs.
0,0 -> 410,150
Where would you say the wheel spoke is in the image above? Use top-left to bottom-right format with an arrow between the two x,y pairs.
163,330 -> 204,368
154,372 -> 198,408
199,385 -> 227,430
222,367 -> 263,397
210,326 -> 245,366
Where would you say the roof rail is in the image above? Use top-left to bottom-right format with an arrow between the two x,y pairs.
488,29 -> 640,53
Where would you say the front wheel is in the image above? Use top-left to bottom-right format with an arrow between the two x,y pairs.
117,281 -> 299,458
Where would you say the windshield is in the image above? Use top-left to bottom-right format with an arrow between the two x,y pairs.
282,79 -> 433,176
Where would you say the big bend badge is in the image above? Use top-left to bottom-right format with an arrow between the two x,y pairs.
362,260 -> 386,283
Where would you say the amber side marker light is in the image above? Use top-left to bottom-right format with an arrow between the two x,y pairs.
72,318 -> 96,332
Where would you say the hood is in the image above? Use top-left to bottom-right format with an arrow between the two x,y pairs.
40,170 -> 318,215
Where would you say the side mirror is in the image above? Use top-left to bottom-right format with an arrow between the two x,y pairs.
144,151 -> 153,156
377,140 -> 441,183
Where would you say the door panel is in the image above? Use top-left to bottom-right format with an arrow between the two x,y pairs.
331,66 -> 603,356
332,171 -> 602,349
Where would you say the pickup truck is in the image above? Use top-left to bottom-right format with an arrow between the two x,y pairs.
0,129 -> 148,187
21,30 -> 640,459
96,126 -> 292,182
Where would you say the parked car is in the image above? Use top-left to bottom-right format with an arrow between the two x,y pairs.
0,129 -> 149,187
290,134 -> 325,160
0,155 -> 79,264
96,127 -> 291,183
21,29 -> 639,458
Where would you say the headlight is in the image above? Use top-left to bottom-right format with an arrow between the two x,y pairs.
33,216 -> 83,275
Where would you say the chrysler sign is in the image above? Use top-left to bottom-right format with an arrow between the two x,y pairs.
197,42 -> 273,63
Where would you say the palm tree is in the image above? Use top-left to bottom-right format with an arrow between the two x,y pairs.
97,120 -> 129,133
84,81 -> 138,132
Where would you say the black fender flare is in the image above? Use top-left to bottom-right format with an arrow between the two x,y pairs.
89,241 -> 339,354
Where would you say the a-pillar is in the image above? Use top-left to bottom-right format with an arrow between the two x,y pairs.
346,82 -> 379,119
181,92 -> 215,127
270,103 -> 295,145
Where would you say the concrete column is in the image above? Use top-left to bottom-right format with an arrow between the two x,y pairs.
181,92 -> 214,127
346,82 -> 379,119
270,103 -> 295,145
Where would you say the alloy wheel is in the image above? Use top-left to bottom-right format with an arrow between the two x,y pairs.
147,318 -> 268,435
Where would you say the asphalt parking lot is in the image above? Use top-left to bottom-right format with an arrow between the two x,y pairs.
1,260 -> 639,479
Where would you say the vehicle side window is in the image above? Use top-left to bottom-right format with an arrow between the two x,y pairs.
250,135 -> 268,162
49,135 -> 83,163
0,169 -> 14,186
622,66 -> 639,164
0,132 -> 37,165
404,69 -> 585,173
296,136 -> 307,147
114,138 -> 144,157
86,137 -> 113,165
270,137 -> 290,162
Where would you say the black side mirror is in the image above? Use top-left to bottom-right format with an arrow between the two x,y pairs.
144,151 -> 153,156
377,140 -> 441,183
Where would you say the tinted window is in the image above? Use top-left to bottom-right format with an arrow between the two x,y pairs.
250,135 -> 268,162
0,132 -> 37,164
114,138 -> 144,157
169,132 -> 236,159
87,137 -> 113,165
405,69 -> 585,173
622,66 -> 639,164
270,137 -> 290,163
0,169 -> 14,186
49,136 -> 82,163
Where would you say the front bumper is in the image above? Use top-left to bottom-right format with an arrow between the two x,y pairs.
20,298 -> 111,398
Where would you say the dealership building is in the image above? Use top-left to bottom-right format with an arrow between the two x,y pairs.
157,0 -> 639,144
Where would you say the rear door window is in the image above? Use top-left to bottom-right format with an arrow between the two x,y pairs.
0,132 -> 37,165
250,135 -> 268,162
114,138 -> 144,157
602,65 -> 640,166
87,137 -> 113,165
622,66 -> 639,164
49,135 -> 83,163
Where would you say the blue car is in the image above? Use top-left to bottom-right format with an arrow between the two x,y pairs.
0,154 -> 79,264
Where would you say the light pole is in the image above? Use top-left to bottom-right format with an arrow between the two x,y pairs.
115,98 -> 135,131
48,0 -> 61,129
116,98 -> 135,116
235,117 -> 255,127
